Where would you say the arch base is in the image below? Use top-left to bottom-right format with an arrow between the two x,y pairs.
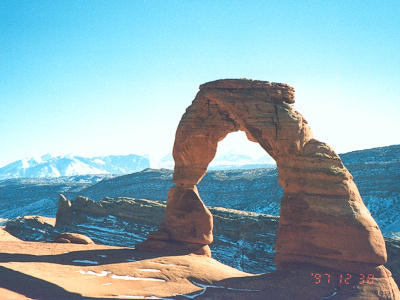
136,238 -> 211,257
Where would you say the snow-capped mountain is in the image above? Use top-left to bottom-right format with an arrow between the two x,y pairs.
0,154 -> 150,179
158,152 -> 275,170
1,151 -> 275,180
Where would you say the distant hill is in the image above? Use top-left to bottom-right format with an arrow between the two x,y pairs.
0,175 -> 113,221
76,167 -> 282,215
0,154 -> 150,179
340,144 -> 400,163
0,144 -> 399,238
339,144 -> 400,239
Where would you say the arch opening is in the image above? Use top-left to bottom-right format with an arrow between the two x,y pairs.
196,130 -> 281,272
210,130 -> 275,169
198,130 -> 281,215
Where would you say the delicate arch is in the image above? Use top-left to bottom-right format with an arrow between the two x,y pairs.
142,79 -> 386,271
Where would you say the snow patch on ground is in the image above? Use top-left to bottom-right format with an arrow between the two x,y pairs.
78,270 -> 110,276
118,296 -> 162,299
111,274 -> 166,282
72,260 -> 99,265
78,270 -> 166,283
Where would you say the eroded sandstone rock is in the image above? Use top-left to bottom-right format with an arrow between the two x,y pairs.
55,194 -> 72,226
139,78 -> 398,297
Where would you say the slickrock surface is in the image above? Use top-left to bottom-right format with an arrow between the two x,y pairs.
0,236 -> 399,299
139,79 -> 399,296
0,227 -> 21,242
0,238 -> 252,299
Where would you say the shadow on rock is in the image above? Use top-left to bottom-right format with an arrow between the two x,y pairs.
0,266 -> 123,300
0,246 -> 190,266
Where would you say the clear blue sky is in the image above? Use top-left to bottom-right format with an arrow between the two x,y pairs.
1,0 -> 399,167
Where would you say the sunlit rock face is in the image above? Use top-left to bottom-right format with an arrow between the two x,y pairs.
140,79 -> 399,297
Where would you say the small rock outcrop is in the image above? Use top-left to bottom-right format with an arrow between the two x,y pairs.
55,194 -> 73,226
4,215 -> 55,241
54,232 -> 94,244
138,78 -> 399,298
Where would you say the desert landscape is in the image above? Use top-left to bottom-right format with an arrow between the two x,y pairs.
1,79 -> 399,299
2,1 -> 399,299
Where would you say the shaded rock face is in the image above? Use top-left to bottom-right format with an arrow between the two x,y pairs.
5,215 -> 55,241
143,79 -> 393,280
56,194 -> 72,227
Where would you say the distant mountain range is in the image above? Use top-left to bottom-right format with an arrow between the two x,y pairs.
0,154 -> 150,180
158,152 -> 275,170
0,152 -> 275,180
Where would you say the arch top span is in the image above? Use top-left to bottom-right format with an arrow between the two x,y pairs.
173,79 -> 311,186
140,78 -> 388,275
199,78 -> 295,104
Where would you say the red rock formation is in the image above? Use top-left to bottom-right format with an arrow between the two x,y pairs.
139,79 -> 398,297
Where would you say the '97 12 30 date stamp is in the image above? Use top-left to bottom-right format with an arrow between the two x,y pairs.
310,273 -> 375,285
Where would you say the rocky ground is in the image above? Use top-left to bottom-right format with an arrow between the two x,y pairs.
1,228 -> 399,299
2,196 -> 400,299
0,234 -> 252,299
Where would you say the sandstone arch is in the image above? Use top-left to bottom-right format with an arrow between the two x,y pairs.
142,79 -> 388,272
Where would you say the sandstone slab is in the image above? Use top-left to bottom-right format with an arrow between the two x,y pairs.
0,240 -> 250,299
0,240 -> 398,299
